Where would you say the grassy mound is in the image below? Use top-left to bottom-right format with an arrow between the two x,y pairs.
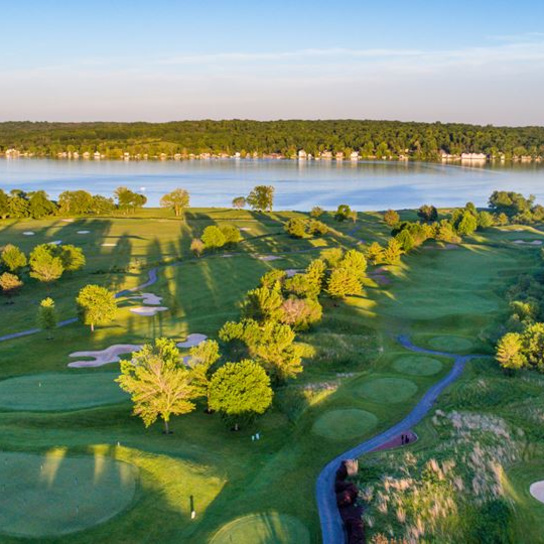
428,336 -> 474,352
312,408 -> 378,440
210,512 -> 310,544
0,373 -> 128,411
393,355 -> 443,376
0,451 -> 137,537
356,377 -> 418,404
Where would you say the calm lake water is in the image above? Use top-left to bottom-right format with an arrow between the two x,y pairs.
1,158 -> 543,211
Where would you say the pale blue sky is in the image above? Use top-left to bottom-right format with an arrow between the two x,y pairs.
1,0 -> 543,124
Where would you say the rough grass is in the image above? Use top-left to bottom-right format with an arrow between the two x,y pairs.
312,409 -> 379,440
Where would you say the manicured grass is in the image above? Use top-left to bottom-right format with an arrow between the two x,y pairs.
0,451 -> 137,538
0,373 -> 128,411
355,377 -> 418,404
427,335 -> 474,352
392,355 -> 443,376
1,212 -> 543,542
209,513 -> 310,544
312,409 -> 379,440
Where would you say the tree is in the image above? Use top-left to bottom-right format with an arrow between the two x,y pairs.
304,259 -> 326,297
242,284 -> 284,323
1,244 -> 27,272
219,224 -> 242,245
76,284 -> 117,332
114,186 -> 147,214
395,229 -> 415,252
496,333 -> 525,371
365,242 -> 385,264
186,339 -> 221,409
417,205 -> 438,222
28,190 -> 57,219
37,297 -> 58,339
477,211 -> 494,229
0,272 -> 23,300
208,360 -> 273,429
383,209 -> 400,227
190,238 -> 205,257
521,323 -> 544,371
201,225 -> 226,249
232,196 -> 246,209
310,206 -> 324,218
456,211 -> 478,236
219,319 -> 304,382
285,218 -> 307,238
90,194 -> 115,215
307,219 -> 328,235
29,244 -> 64,285
327,268 -> 363,298
59,190 -> 93,215
8,193 -> 29,218
280,297 -> 322,330
0,189 -> 9,219
160,188 -> 190,217
260,269 -> 287,289
338,249 -> 367,281
380,238 -> 404,265
57,244 -> 85,272
334,204 -> 351,222
247,185 -> 274,212
117,338 -> 196,433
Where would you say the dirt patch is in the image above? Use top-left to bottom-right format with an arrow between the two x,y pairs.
177,333 -> 208,348
257,255 -> 283,261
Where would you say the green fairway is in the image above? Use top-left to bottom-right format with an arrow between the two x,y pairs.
209,513 -> 310,544
312,409 -> 378,440
0,373 -> 128,411
355,377 -> 418,404
0,210 -> 543,542
392,355 -> 443,376
0,451 -> 137,537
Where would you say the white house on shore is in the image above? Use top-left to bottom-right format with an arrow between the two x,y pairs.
350,151 -> 359,161
461,152 -> 487,161
298,149 -> 308,160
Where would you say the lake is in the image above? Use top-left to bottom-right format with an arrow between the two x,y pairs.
1,158 -> 543,210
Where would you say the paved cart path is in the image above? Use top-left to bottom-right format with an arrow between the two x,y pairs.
316,336 -> 483,544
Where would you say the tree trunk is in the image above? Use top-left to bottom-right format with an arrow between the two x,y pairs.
164,419 -> 170,434
91,323 -> 94,332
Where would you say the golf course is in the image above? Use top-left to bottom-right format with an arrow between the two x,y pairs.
0,201 -> 543,543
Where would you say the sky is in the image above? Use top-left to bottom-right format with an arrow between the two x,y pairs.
1,0 -> 543,125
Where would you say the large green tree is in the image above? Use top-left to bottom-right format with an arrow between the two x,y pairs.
208,360 -> 273,430
37,297 -> 58,339
76,284 -> 117,332
160,188 -> 190,217
29,244 -> 64,285
117,338 -> 196,433
1,244 -> 27,272
247,185 -> 274,212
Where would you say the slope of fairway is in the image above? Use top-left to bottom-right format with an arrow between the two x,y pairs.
0,373 -> 128,411
0,451 -> 137,537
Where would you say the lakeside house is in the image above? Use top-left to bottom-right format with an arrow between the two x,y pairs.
93,151 -> 102,160
335,152 -> 344,161
350,151 -> 359,161
320,151 -> 333,160
461,152 -> 487,161
298,149 -> 308,160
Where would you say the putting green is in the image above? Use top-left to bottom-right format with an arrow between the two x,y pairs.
356,377 -> 418,404
210,512 -> 310,544
0,451 -> 137,537
393,355 -> 443,376
312,409 -> 378,440
0,373 -> 128,411
428,335 -> 473,352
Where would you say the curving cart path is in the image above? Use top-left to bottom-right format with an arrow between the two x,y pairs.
316,335 -> 484,544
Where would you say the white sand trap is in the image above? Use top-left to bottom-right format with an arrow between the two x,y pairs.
285,268 -> 302,278
77,230 -> 91,234
530,481 -> 544,503
129,306 -> 168,316
50,240 -> 62,245
102,243 -> 117,247
257,255 -> 283,261
221,254 -> 234,258
23,231 -> 35,236
127,292 -> 162,305
239,227 -> 251,232
513,240 -> 543,245
68,344 -> 142,368
61,218 -> 75,222
177,333 -> 208,348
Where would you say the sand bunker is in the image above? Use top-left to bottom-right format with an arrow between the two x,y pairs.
77,230 -> 90,234
177,333 -> 208,348
530,481 -> 544,504
101,243 -> 117,247
68,344 -> 142,368
257,255 -> 283,261
221,254 -> 234,258
513,240 -> 543,245
127,292 -> 163,305
285,269 -> 302,278
50,240 -> 62,245
239,227 -> 251,232
23,231 -> 35,236
61,218 -> 74,222
129,306 -> 168,316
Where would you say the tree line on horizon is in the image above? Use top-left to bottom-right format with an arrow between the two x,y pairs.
1,120 -> 544,160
